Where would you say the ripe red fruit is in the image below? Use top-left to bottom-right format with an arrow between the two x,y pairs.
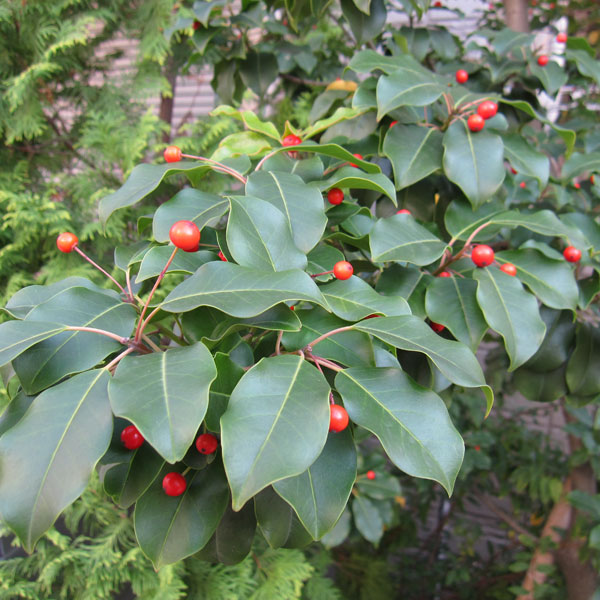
563,246 -> 581,263
510,166 -> 517,175
329,404 -> 349,432
195,433 -> 218,455
537,55 -> 549,67
350,153 -> 363,168
192,20 -> 201,30
477,101 -> 498,120
474,445 -> 481,451
438,271 -> 451,278
430,322 -> 445,333
164,145 -> 182,163
389,120 -> 398,128
366,470 -> 376,480
56,232 -> 78,253
169,220 -> 200,252
333,261 -> 353,280
396,209 -> 411,215
163,472 -> 187,497
556,32 -> 567,43
327,188 -> 344,205
282,134 -> 302,147
218,250 -> 227,261
467,114 -> 485,132
121,425 -> 144,450
433,1 -> 442,6
500,262 -> 517,276
455,69 -> 468,84
591,175 -> 596,185
471,244 -> 495,267
519,182 -> 526,189
574,181 -> 581,189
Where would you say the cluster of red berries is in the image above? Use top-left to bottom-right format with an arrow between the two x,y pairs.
467,100 -> 498,133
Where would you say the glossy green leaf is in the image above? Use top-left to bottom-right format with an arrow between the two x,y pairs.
473,268 -> 546,371
369,213 -> 447,265
443,120 -> 505,208
0,391 -> 33,436
239,51 -> 278,97
205,353 -> 245,432
425,277 -> 487,351
211,105 -> 281,140
161,262 -> 328,316
383,124 -> 443,189
282,308 -> 375,367
320,276 -> 411,321
560,212 -> 600,251
489,210 -> 571,239
567,323 -> 600,397
212,131 -> 273,161
135,247 -> 215,283
503,134 -> 550,189
134,460 -> 229,569
99,162 -> 211,224
341,0 -> 386,44
227,195 -> 307,271
530,60 -> 568,94
307,245 -> 345,280
356,472 -> 402,500
0,321 -> 66,368
273,429 -> 357,539
221,355 -> 330,510
320,507 -> 351,548
304,106 -> 370,140
322,166 -> 396,203
352,495 -> 383,544
152,188 -> 228,243
567,48 -> 600,85
245,171 -> 327,253
354,315 -> 493,413
336,367 -> 464,494
14,288 -> 137,394
109,343 -> 217,463
514,365 -> 567,403
444,199 -> 505,241
0,370 -> 111,552
562,152 -> 600,181
496,249 -> 579,311
348,49 -> 401,74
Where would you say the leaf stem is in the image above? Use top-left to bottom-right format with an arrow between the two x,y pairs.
181,153 -> 247,184
306,326 -> 354,349
105,348 -> 134,373
65,325 -> 129,344
255,148 -> 281,171
434,221 -> 494,275
142,334 -> 163,352
73,246 -> 128,298
310,270 -> 334,278
275,330 -> 283,355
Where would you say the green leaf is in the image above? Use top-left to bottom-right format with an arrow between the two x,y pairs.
354,315 -> 493,413
341,0 -> 386,44
567,323 -> 600,397
503,134 -> 550,189
134,460 -> 229,569
0,370 -> 111,552
282,308 -> 375,367
348,49 -> 401,75
221,355 -> 330,510
109,343 -> 217,463
321,507 -> 351,548
211,105 -> 281,140
212,132 -> 273,161
567,49 -> 600,86
239,51 -> 278,97
304,106 -> 371,140
514,365 -> 567,403
135,247 -> 215,283
425,277 -> 487,351
376,60 -> 444,119
496,249 -> 579,311
104,443 -> 165,508
444,198 -> 505,241
245,171 -> 327,253
443,120 -> 505,208
562,152 -> 600,181
320,276 -> 411,321
489,210 -> 571,239
273,429 -> 357,539
356,472 -> 402,500
99,162 -> 211,224
205,353 -> 245,432
383,124 -> 443,189
227,195 -> 307,271
352,495 -> 383,544
369,213 -> 447,265
473,268 -> 546,371
530,60 -> 568,94
307,245 -> 345,280
336,367 -> 464,494
0,321 -> 66,368
161,262 -> 328,316
322,166 -> 397,203
152,188 -> 228,243
14,288 -> 137,394
0,391 -> 33,436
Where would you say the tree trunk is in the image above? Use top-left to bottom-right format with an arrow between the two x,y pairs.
503,0 -> 529,32
159,55 -> 178,142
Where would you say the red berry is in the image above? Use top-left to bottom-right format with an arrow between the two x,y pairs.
591,175 -> 596,185
537,55 -> 549,67
329,404 -> 349,433
556,32 -> 567,43
333,260 -> 353,280
121,425 -> 144,450
510,167 -> 518,175
366,470 -> 376,480
290,305 -> 295,310
389,120 -> 398,128
438,271 -> 451,278
192,20 -> 201,30
396,209 -> 411,215
56,232 -> 78,253
455,69 -> 469,84
467,114 -> 485,132
169,220 -> 200,252
164,145 -> 182,163
474,445 -> 481,451
477,101 -> 498,120
430,322 -> 445,333
434,1 -> 442,7
500,262 -> 517,276
471,244 -> 495,267
574,182 -> 581,189
563,246 -> 581,263
195,433 -> 218,455
350,153 -> 363,167
162,472 -> 187,496
218,250 -> 227,261
282,134 -> 302,147
520,181 -> 526,188
327,188 -> 344,205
